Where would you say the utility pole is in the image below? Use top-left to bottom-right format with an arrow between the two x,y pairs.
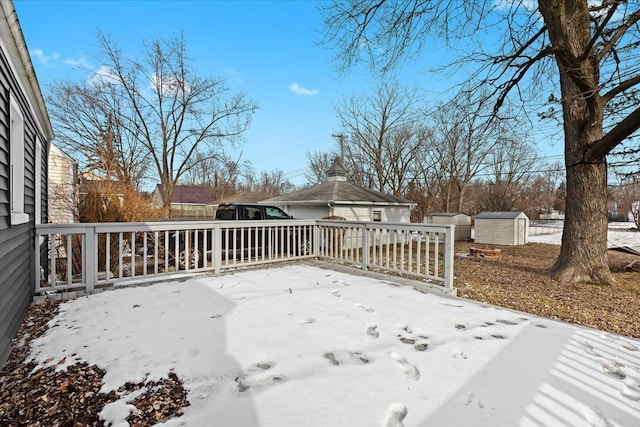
332,133 -> 345,163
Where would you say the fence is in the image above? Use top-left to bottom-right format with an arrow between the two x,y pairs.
35,220 -> 455,296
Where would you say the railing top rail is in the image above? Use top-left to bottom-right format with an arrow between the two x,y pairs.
317,220 -> 454,231
36,219 -> 317,233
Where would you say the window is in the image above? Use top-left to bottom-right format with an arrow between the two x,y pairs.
10,95 -> 28,225
372,210 -> 382,222
265,206 -> 290,219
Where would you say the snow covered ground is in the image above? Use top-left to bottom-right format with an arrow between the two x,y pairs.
529,222 -> 640,248
28,263 -> 640,426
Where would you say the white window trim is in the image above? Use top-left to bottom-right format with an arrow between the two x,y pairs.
10,94 -> 28,225
35,137 -> 42,225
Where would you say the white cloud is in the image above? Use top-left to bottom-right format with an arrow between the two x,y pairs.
221,68 -> 243,83
64,55 -> 92,70
88,65 -> 119,87
30,49 -> 59,65
289,82 -> 319,96
150,73 -> 191,96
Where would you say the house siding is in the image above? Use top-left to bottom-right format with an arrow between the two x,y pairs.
48,145 -> 76,223
0,39 -> 49,367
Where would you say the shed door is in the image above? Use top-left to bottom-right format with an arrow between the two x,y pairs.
517,218 -> 527,244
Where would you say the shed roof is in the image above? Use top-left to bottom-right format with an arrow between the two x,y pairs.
475,211 -> 527,219
428,212 -> 469,217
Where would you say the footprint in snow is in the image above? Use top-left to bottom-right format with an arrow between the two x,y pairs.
495,319 -> 519,326
300,318 -> 316,324
331,290 -> 341,298
324,350 -> 371,366
366,323 -> 379,339
353,303 -> 375,313
617,339 -> 639,352
389,352 -> 420,380
574,340 -> 602,357
399,324 -> 413,334
601,361 -> 626,380
235,362 -> 284,393
383,402 -> 407,427
584,406 -> 615,427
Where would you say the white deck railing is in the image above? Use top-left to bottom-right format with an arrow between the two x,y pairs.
35,220 -> 455,295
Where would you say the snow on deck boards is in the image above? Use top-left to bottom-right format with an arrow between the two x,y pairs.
28,265 -> 640,426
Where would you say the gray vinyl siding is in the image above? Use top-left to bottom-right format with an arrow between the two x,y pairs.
0,46 -> 48,367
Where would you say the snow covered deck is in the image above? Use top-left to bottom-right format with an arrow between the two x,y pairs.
29,264 -> 640,426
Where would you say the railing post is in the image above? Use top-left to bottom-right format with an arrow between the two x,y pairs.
213,223 -> 222,275
84,226 -> 97,293
361,223 -> 369,271
313,222 -> 320,258
442,224 -> 455,293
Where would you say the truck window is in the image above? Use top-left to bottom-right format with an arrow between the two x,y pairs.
216,207 -> 236,220
245,206 -> 263,220
265,207 -> 290,219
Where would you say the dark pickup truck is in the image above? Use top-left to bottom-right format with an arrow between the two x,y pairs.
171,203 -> 305,268
215,203 -> 292,221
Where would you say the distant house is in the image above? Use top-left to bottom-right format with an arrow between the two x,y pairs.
1,1 -> 54,367
213,191 -> 273,205
424,213 -> 471,241
262,159 -> 415,222
152,184 -> 216,217
474,211 -> 529,246
539,210 -> 564,221
48,144 -> 77,223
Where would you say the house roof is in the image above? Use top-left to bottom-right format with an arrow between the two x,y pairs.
214,191 -> 273,205
156,185 -> 216,205
262,180 -> 414,206
0,2 -> 54,141
475,211 -> 527,220
264,158 -> 414,206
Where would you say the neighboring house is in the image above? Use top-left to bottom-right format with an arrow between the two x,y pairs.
474,211 -> 529,246
48,143 -> 77,223
1,1 -> 54,367
152,184 -> 216,217
424,213 -> 471,241
262,159 -> 415,222
214,191 -> 273,205
539,210 -> 565,221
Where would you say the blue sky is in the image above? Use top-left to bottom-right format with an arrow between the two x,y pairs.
14,0 -> 562,187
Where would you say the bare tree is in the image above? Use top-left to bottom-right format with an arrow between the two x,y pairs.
321,1 -> 640,284
47,81 -> 148,189
53,32 -> 259,216
334,81 -> 429,196
426,95 -> 515,212
305,150 -> 338,185
480,139 -> 541,211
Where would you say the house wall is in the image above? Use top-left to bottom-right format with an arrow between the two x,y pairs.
281,204 -> 329,220
333,205 -> 411,223
474,216 -> 529,246
48,144 -> 76,223
0,15 -> 50,367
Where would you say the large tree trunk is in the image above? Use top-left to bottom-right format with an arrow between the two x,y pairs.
539,1 -> 613,284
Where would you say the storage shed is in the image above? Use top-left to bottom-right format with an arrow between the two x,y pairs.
474,211 -> 529,246
424,213 -> 471,241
